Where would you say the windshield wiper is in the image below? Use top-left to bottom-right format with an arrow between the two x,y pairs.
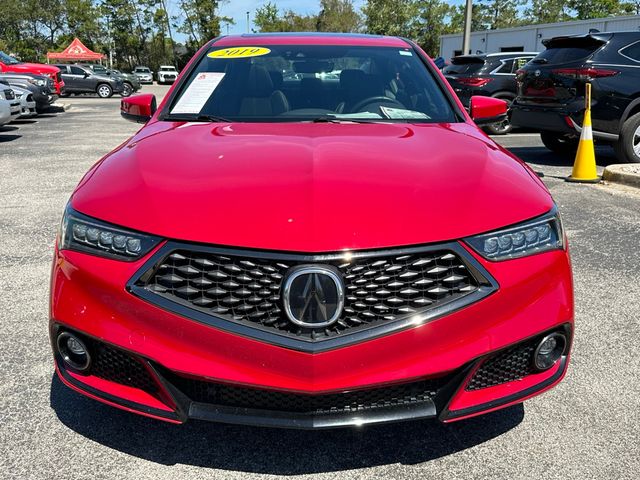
164,113 -> 232,123
311,115 -> 382,124
195,114 -> 232,122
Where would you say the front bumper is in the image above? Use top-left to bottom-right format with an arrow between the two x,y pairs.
50,242 -> 573,428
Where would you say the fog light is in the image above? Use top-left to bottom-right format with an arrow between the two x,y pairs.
57,332 -> 91,372
533,332 -> 566,371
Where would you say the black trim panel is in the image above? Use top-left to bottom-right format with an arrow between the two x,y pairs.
55,355 -> 181,422
188,401 -> 436,430
127,241 -> 498,353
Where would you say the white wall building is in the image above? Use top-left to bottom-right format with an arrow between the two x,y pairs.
439,15 -> 640,60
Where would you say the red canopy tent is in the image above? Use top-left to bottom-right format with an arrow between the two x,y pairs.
46,38 -> 106,63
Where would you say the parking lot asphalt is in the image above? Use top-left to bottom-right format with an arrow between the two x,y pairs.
1,86 -> 639,480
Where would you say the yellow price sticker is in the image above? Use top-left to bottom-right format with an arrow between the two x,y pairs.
208,47 -> 271,59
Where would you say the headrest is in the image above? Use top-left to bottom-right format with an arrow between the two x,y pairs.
268,70 -> 283,89
246,65 -> 274,97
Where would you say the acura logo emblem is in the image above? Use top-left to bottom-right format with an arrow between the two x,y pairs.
283,266 -> 344,328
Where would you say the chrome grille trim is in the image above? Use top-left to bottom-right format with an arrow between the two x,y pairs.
128,242 -> 498,353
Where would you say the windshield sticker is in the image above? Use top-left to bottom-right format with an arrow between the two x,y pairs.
171,72 -> 225,114
399,50 -> 413,56
208,47 -> 271,59
380,106 -> 430,120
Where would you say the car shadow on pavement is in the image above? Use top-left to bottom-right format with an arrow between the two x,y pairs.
0,134 -> 21,142
507,146 -> 618,168
50,374 -> 524,474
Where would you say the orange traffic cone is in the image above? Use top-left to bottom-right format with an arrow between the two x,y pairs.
567,83 -> 600,183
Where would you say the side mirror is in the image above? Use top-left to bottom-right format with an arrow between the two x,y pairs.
469,96 -> 508,125
121,93 -> 157,123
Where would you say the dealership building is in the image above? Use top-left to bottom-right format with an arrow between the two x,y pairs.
439,14 -> 640,59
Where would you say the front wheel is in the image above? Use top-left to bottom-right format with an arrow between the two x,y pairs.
484,95 -> 514,135
613,112 -> 640,163
96,83 -> 113,98
540,131 -> 579,156
120,82 -> 133,97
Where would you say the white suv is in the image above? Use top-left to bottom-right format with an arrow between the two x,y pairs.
157,66 -> 178,84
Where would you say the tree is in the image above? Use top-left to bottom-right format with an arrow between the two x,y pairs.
567,0 -> 627,19
176,0 -> 232,47
253,2 -> 318,33
447,3 -> 489,33
477,0 -> 524,30
363,0 -> 416,37
526,0 -> 573,24
412,0 -> 452,56
316,0 -> 362,32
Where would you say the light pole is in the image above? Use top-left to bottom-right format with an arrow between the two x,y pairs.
246,11 -> 250,33
462,0 -> 472,55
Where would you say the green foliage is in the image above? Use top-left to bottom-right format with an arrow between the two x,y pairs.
1,0 -> 638,70
317,0 -> 363,32
566,0 -> 628,19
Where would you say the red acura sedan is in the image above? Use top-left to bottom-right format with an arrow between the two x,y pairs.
50,34 -> 573,428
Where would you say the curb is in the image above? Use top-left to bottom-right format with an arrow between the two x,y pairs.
602,164 -> 640,188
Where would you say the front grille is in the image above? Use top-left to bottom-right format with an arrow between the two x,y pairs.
3,88 -> 15,100
90,342 -> 157,393
164,371 -> 450,415
466,336 -> 539,391
135,245 -> 482,342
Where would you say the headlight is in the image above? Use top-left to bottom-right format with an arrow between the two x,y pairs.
59,206 -> 161,261
465,207 -> 564,261
28,78 -> 47,87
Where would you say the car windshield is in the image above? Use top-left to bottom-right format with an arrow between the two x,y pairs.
0,51 -> 21,65
135,68 -> 150,73
443,58 -> 485,75
160,67 -> 175,71
166,44 -> 458,123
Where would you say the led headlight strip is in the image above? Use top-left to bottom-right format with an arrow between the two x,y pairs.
60,206 -> 161,261
465,207 -> 564,261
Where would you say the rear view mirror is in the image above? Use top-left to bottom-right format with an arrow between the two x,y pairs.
469,96 -> 508,125
121,93 -> 157,123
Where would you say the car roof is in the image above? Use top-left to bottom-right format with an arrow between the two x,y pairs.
213,32 -> 411,48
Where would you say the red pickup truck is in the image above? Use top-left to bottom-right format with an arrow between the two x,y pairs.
0,51 -> 64,94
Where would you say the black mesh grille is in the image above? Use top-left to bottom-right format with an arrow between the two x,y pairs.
164,372 -> 450,415
137,247 -> 479,340
466,337 -> 539,391
90,343 -> 157,393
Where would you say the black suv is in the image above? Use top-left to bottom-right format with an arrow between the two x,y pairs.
511,32 -> 640,163
444,52 -> 538,134
54,64 -> 124,98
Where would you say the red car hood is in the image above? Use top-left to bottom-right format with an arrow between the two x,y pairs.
72,122 -> 553,252
3,62 -> 59,75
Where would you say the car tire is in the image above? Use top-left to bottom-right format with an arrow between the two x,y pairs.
613,112 -> 640,163
540,131 -> 579,156
96,83 -> 113,98
121,83 -> 133,97
484,94 -> 515,135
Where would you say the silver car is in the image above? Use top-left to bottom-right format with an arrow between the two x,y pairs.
132,66 -> 153,84
11,85 -> 37,118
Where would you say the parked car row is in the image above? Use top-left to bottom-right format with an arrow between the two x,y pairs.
132,65 -> 179,84
444,30 -> 640,163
